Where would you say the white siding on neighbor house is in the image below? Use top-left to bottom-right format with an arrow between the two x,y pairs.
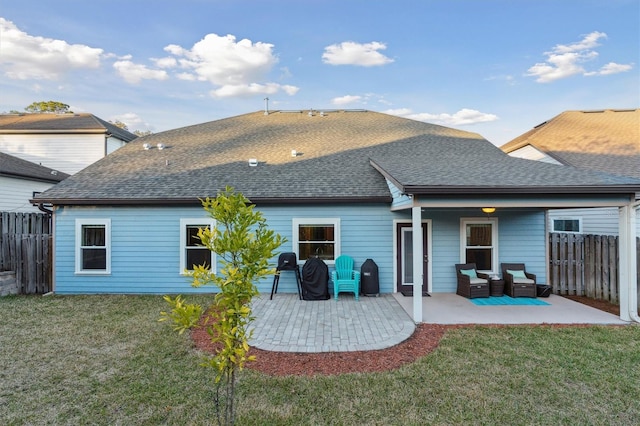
106,136 -> 127,154
548,207 -> 639,236
0,176 -> 55,213
507,146 -> 562,165
0,134 -> 106,175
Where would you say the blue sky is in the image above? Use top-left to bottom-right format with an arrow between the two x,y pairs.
1,0 -> 638,145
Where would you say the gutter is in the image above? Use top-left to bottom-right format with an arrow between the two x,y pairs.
30,195 -> 393,207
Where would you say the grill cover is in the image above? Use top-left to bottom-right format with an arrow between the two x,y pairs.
277,252 -> 298,271
301,257 -> 330,300
361,258 -> 379,296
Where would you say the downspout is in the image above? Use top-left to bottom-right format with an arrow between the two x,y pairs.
37,203 -> 55,294
37,203 -> 53,215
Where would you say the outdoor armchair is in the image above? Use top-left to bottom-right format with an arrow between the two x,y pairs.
501,263 -> 537,298
455,263 -> 490,298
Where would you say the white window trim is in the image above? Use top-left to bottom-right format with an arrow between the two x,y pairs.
180,218 -> 216,274
75,218 -> 111,275
551,217 -> 582,234
460,217 -> 499,274
292,218 -> 340,265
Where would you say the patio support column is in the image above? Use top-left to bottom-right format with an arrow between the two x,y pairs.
412,206 -> 423,323
618,203 -> 639,322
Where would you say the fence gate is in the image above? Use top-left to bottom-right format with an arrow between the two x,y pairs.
0,212 -> 52,294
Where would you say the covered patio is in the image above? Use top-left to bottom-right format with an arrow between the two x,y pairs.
249,292 -> 627,353
392,293 -> 626,325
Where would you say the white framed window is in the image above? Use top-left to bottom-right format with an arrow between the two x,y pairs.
180,218 -> 215,274
460,218 -> 498,273
75,219 -> 111,274
292,218 -> 340,264
552,217 -> 582,233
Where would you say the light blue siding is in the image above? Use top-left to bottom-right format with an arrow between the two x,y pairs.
386,179 -> 412,209
53,205 -> 547,295
423,209 -> 547,292
54,204 -> 398,294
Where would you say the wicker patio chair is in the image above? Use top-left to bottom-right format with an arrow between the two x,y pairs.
455,263 -> 490,298
501,263 -> 537,298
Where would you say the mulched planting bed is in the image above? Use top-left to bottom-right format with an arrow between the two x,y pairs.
192,295 -> 623,377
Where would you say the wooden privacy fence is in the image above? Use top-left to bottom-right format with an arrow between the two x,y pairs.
549,232 -> 640,305
0,212 -> 52,294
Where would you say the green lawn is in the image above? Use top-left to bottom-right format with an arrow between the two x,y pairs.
1,295 -> 638,425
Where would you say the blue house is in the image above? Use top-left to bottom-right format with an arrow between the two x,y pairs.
34,110 -> 640,322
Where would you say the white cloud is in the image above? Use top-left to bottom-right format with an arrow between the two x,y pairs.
526,31 -> 633,83
385,108 -> 499,126
210,82 -> 299,98
0,17 -> 103,80
110,112 -> 149,130
332,95 -> 362,105
585,62 -> 634,76
176,72 -> 197,81
322,41 -> 393,66
113,60 -> 169,84
153,56 -> 177,68
163,33 -> 298,97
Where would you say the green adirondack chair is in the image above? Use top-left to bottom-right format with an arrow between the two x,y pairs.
331,255 -> 360,300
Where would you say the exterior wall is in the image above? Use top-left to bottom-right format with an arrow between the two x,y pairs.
106,136 -> 127,155
386,179 -> 412,209
506,146 -> 562,165
423,208 -> 547,292
53,204 -> 398,295
0,134 -> 106,175
53,204 -> 548,295
0,176 -> 55,213
548,207 -> 639,236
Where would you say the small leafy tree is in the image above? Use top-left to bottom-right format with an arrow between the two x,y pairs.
25,101 -> 71,114
160,187 -> 284,425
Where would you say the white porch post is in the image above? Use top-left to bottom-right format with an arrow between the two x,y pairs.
619,204 -> 638,322
412,206 -> 423,323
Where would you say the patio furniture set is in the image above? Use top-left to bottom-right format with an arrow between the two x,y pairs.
455,263 -> 551,299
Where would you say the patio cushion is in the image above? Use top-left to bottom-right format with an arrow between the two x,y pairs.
507,269 -> 527,279
469,277 -> 488,285
513,278 -> 535,284
460,269 -> 478,279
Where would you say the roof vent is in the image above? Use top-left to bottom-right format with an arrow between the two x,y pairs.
157,143 -> 165,150
143,143 -> 151,150
248,158 -> 258,167
291,149 -> 297,157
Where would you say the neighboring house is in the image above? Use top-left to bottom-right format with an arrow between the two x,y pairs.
34,110 -> 640,322
0,113 -> 137,175
0,151 -> 69,213
501,109 -> 640,236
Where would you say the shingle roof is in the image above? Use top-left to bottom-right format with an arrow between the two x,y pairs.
35,110 -> 640,205
0,151 -> 69,182
500,109 -> 640,178
0,113 -> 138,142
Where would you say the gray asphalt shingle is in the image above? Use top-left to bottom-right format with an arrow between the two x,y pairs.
35,110 -> 640,204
